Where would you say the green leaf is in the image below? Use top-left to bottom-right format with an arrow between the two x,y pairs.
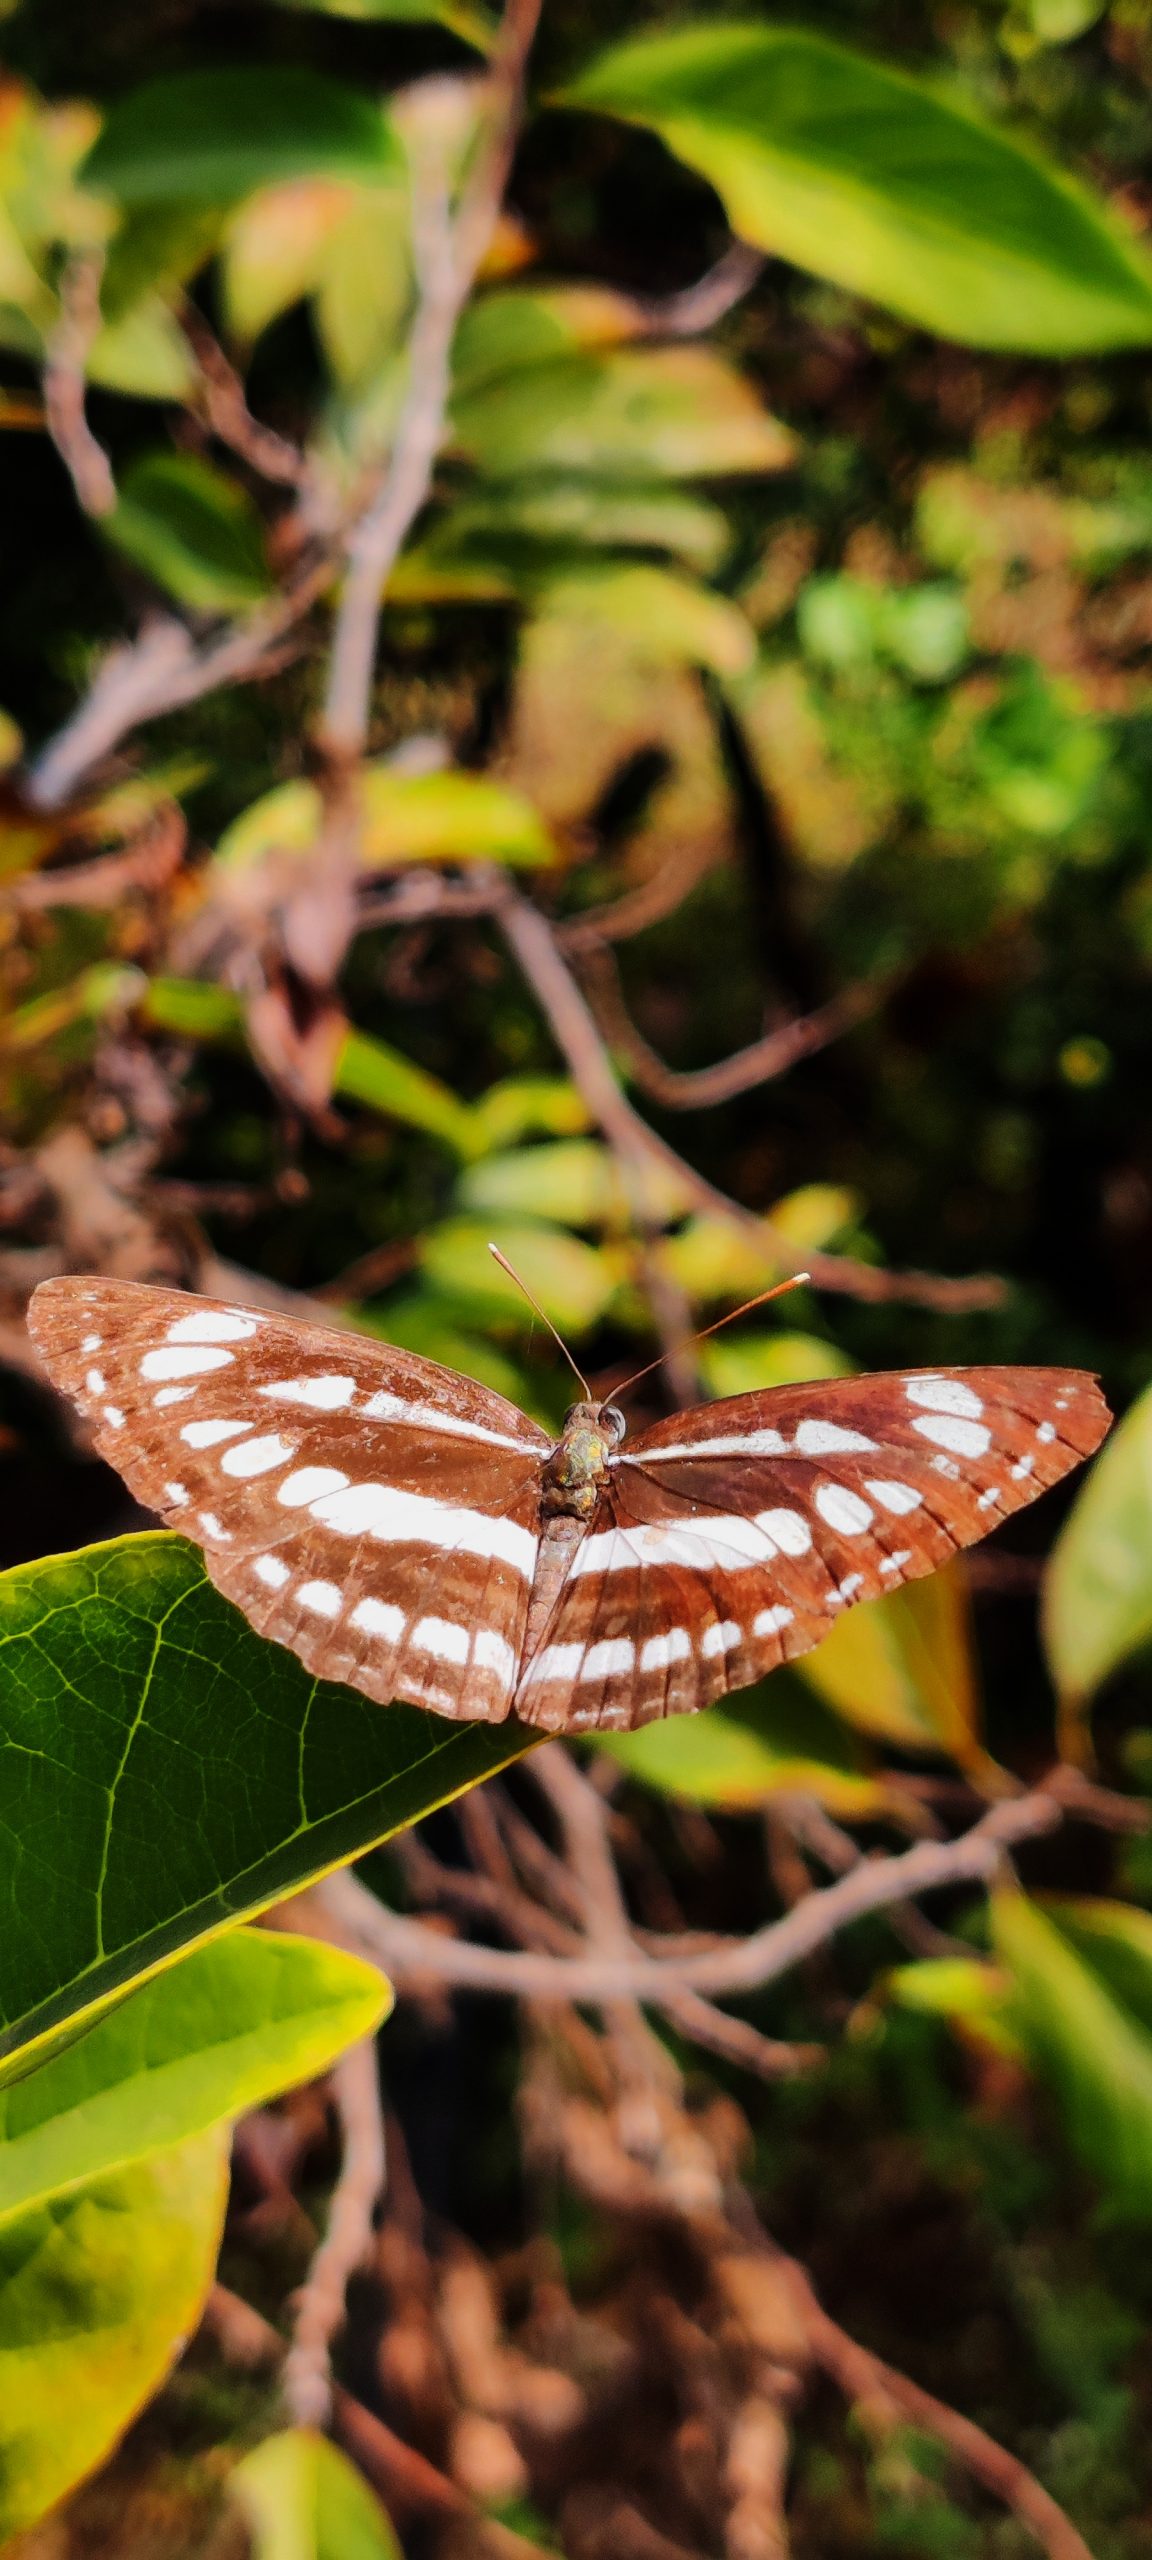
885,1956 -> 1021,2057
82,70 -> 400,208
88,299 -> 198,401
270,0 -> 495,46
565,24 -> 1152,355
0,1931 -> 387,2217
701,1329 -> 852,1397
992,1891 -> 1152,2215
470,1077 -> 591,1152
1043,1379 -> 1152,1710
0,1534 -> 531,2076
0,2128 -> 228,2541
797,1563 -> 988,1770
105,454 -> 272,613
530,564 -> 755,679
454,344 -> 795,483
433,477 -> 731,576
596,1671 -> 881,1815
214,766 -> 555,873
420,1216 -> 615,1333
232,2428 -> 403,2560
459,1138 -> 690,1230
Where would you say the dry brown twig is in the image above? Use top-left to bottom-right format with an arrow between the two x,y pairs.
43,249 -> 116,520
281,2035 -> 388,2428
579,940 -> 882,1111
180,305 -> 311,491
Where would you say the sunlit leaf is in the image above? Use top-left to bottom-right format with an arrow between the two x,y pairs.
270,0 -> 495,45
885,1955 -> 1022,2057
663,1214 -> 782,1304
88,297 -> 197,400
313,183 -> 412,385
233,2429 -> 402,2560
0,2129 -> 228,2541
104,454 -> 271,612
596,1670 -> 882,1814
565,23 -> 1152,355
528,564 -> 755,678
992,1892 -> 1152,2215
0,1535 -> 531,2075
421,1216 -> 615,1333
700,1329 -> 852,1397
471,1078 -> 591,1152
460,1138 -> 691,1230
82,70 -> 400,207
214,767 -> 554,871
1043,1379 -> 1152,1710
431,477 -> 731,576
0,1931 -> 387,2203
454,344 -> 794,483
797,1563 -> 987,1769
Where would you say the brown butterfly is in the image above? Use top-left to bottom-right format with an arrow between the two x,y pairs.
28,1274 -> 1109,1734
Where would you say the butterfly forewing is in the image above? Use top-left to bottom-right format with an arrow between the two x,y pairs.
28,1276 -> 548,1722
513,1366 -> 1110,1732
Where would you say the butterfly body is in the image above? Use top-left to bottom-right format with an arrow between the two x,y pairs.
28,1276 -> 1110,1737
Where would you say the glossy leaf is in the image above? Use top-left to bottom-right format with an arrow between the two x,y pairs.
232,2428 -> 403,2560
1043,1379 -> 1152,1708
420,1216 -> 615,1332
105,455 -> 271,613
82,70 -> 400,208
0,1534 -> 531,2075
796,1563 -> 987,1769
454,344 -> 794,482
596,1671 -> 882,1815
992,1891 -> 1152,2215
0,1931 -> 387,2207
565,24 -> 1152,355
214,766 -> 554,873
0,2129 -> 228,2541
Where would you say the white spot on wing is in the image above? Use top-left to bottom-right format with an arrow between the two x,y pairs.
352,1597 -> 405,1642
258,1374 -> 356,1411
522,1642 -> 585,1687
181,1418 -> 251,1449
164,1482 -> 189,1507
756,1507 -> 812,1556
977,1486 -> 1001,1511
297,1579 -> 341,1619
254,1554 -> 291,1590
308,1480 -> 537,1577
473,1628 -> 517,1686
103,1405 -> 124,1429
794,1419 -> 878,1455
581,1638 -> 635,1681
141,1345 -> 233,1381
362,1389 -> 541,1454
836,1572 -> 864,1601
1037,1420 -> 1056,1444
814,1484 -> 873,1536
913,1414 -> 991,1458
864,1478 -> 922,1515
167,1310 -> 258,1344
279,1466 -> 350,1508
85,1366 -> 106,1394
81,1333 -> 102,1353
412,1615 -> 469,1665
620,1426 -> 788,1465
880,1549 -> 913,1574
702,1620 -> 741,1658
1010,1454 -> 1034,1481
219,1433 -> 297,1479
199,1511 -> 231,1541
754,1604 -> 793,1637
154,1386 -> 194,1408
905,1376 -> 984,1418
639,1628 -> 692,1673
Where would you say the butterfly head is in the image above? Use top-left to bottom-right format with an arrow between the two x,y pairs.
543,1400 -> 627,1520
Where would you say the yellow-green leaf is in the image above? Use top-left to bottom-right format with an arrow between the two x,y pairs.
0,2128 -> 228,2541
459,1138 -> 690,1230
797,1563 -> 987,1770
596,1671 -> 881,1815
701,1329 -> 852,1397
992,1891 -> 1152,2215
1043,1379 -> 1152,1710
214,766 -> 554,872
0,1930 -> 387,2207
454,344 -> 794,484
420,1216 -> 614,1333
232,2428 -> 403,2560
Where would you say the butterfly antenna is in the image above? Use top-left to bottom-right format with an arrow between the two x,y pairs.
611,1271 -> 813,1404
487,1243 -> 592,1400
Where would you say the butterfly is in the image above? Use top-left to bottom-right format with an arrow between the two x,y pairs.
28,1274 -> 1109,1735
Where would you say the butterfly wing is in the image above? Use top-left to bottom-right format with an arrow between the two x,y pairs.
514,1365 -> 1109,1733
28,1276 -> 550,1722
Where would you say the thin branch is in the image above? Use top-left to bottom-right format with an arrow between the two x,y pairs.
43,250 -> 116,519
559,841 -> 719,953
581,943 -> 881,1110
281,2037 -> 387,2428
629,240 -> 767,339
315,1787 -> 1061,2007
181,304 -> 311,489
495,882 -> 1003,1316
320,0 -> 543,762
801,2286 -> 1095,2560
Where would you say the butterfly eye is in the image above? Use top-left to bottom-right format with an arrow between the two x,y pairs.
601,1404 -> 627,1445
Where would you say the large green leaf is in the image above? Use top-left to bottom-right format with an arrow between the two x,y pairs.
0,1931 -> 387,2210
82,69 -> 399,208
459,1138 -> 690,1230
796,1563 -> 987,1771
420,1215 -> 616,1333
0,2128 -> 228,2541
232,2428 -> 403,2560
0,1535 -> 530,2075
992,1891 -> 1152,2217
105,454 -> 272,613
565,24 -> 1152,355
1043,1379 -> 1152,1709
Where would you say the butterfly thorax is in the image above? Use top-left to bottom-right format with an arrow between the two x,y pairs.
540,1402 -> 623,1523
